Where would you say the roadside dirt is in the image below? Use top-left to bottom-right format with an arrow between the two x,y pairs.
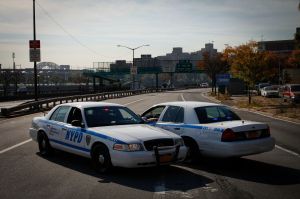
210,93 -> 300,122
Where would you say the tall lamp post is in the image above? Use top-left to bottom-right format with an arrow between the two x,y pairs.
117,44 -> 150,90
33,0 -> 38,101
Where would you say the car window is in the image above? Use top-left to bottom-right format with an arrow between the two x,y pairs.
84,106 -> 142,127
50,106 -> 70,123
50,107 -> 61,121
161,106 -> 184,123
67,107 -> 83,124
195,106 -> 240,124
142,106 -> 166,120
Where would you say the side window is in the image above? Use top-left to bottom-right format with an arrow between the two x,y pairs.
67,107 -> 83,124
161,106 -> 184,123
142,106 -> 166,120
50,106 -> 70,123
50,107 -> 61,121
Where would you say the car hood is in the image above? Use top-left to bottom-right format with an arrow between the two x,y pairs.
88,124 -> 179,143
203,120 -> 268,132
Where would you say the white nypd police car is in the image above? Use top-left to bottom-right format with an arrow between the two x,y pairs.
141,101 -> 275,160
29,102 -> 187,172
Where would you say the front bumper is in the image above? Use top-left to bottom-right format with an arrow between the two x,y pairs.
110,145 -> 188,168
29,128 -> 38,142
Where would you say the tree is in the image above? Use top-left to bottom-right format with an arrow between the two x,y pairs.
287,50 -> 300,68
224,41 -> 278,103
202,52 -> 229,94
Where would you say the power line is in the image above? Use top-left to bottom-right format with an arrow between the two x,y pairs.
36,1 -> 104,57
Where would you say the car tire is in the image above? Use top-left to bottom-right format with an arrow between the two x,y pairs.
91,144 -> 112,173
183,137 -> 200,163
38,131 -> 53,156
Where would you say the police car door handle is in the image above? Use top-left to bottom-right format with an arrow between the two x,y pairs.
174,127 -> 181,130
62,128 -> 67,131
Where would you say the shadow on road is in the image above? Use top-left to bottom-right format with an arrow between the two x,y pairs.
37,150 -> 213,192
183,157 -> 300,185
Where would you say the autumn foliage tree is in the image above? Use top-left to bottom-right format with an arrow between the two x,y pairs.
224,41 -> 278,103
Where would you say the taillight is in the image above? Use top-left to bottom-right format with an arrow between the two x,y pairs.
221,128 -> 237,142
290,92 -> 295,97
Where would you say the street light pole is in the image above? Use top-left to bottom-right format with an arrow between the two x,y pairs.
117,44 -> 150,90
33,0 -> 38,101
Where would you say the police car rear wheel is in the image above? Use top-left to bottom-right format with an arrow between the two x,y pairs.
92,144 -> 112,173
183,137 -> 200,163
38,132 -> 53,156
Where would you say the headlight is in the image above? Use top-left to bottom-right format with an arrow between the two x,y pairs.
174,138 -> 184,146
113,143 -> 144,152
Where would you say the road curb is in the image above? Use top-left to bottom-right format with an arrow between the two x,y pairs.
201,92 -> 300,125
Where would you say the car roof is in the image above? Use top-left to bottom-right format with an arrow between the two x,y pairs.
155,101 -> 220,108
59,102 -> 124,109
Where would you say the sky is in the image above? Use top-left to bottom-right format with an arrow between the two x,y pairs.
0,0 -> 299,69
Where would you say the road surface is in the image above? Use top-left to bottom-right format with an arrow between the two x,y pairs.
0,88 -> 299,199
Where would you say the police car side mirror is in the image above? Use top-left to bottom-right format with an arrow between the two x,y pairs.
71,120 -> 84,128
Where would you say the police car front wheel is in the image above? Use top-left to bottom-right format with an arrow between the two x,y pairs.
91,144 -> 112,173
38,131 -> 53,156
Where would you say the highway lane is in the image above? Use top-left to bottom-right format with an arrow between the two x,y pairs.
0,88 -> 299,199
181,88 -> 300,155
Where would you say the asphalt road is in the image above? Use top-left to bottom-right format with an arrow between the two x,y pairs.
0,88 -> 299,199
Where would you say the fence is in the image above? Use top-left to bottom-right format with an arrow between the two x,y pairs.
0,88 -> 169,117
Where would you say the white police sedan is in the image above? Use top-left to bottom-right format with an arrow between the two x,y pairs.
29,102 -> 187,172
141,101 -> 275,160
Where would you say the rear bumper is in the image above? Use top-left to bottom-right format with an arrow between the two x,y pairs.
201,137 -> 275,158
110,145 -> 187,168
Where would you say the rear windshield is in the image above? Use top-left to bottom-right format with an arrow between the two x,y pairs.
291,85 -> 300,92
194,106 -> 241,124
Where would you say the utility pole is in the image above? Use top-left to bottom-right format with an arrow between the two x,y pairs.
33,0 -> 38,101
12,52 -> 17,95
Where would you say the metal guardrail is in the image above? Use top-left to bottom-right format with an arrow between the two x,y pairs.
0,88 -> 168,117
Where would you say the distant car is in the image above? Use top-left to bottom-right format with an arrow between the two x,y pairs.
281,84 -> 300,103
29,102 -> 187,172
261,85 -> 279,97
200,82 -> 209,88
257,83 -> 271,95
141,101 -> 275,160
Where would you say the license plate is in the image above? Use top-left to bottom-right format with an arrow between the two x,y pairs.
159,154 -> 173,163
246,131 -> 261,139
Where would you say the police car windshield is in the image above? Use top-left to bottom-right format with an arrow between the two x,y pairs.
84,106 -> 143,127
194,106 -> 241,124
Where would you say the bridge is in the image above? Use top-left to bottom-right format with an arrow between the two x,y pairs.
83,60 -> 205,91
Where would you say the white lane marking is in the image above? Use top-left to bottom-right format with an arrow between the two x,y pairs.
0,139 -> 32,155
123,99 -> 144,106
181,94 -> 186,101
275,145 -> 300,158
